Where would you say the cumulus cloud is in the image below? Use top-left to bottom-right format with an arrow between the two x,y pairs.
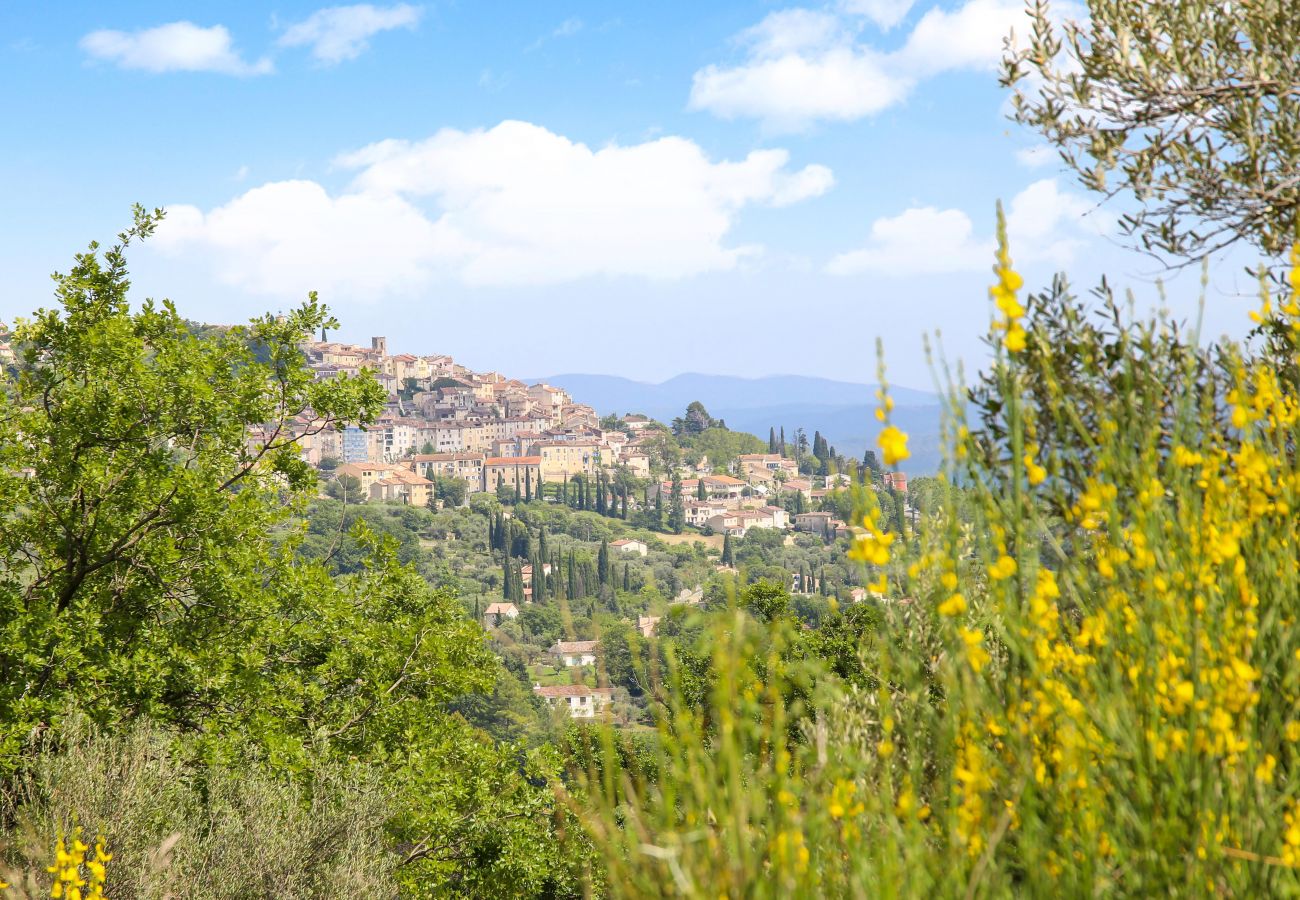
839,0 -> 916,30
690,0 -> 1045,129
80,22 -> 272,75
153,120 -> 833,292
278,3 -> 422,64
690,10 -> 908,129
826,178 -> 1106,276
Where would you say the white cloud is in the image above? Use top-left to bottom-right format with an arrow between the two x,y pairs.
278,3 -> 422,64
690,0 -> 1043,129
80,22 -> 272,75
154,120 -> 833,292
826,206 -> 989,275
826,178 -> 1106,276
689,10 -> 908,130
1015,144 -> 1055,168
840,0 -> 916,30
893,0 -> 1027,76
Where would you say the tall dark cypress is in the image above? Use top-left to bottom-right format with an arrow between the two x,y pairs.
598,539 -> 610,585
769,427 -> 778,454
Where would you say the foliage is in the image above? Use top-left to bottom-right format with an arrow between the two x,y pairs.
573,227 -> 1300,895
1005,0 -> 1300,260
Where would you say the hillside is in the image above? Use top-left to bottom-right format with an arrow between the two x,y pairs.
534,372 -> 946,473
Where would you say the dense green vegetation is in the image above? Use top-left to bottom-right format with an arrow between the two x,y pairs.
7,3 -> 1300,894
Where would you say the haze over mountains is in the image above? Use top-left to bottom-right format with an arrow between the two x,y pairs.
532,372 -> 946,474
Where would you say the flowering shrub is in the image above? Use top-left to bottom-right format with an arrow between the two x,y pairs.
576,217 -> 1300,896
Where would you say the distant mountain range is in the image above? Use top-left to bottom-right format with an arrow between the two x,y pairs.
530,372 -> 949,474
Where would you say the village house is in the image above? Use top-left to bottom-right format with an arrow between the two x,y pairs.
637,616 -> 661,638
883,471 -> 909,493
482,455 -> 542,495
482,602 -> 519,627
333,461 -> 399,495
610,538 -> 649,557
707,506 -> 787,537
685,500 -> 729,528
550,640 -> 599,667
794,511 -> 836,537
406,452 -> 485,491
622,414 -> 652,432
535,440 -> 601,481
619,450 -> 651,478
533,683 -> 614,719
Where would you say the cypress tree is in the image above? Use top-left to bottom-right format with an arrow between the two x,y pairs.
598,538 -> 610,585
623,563 -> 631,592
768,427 -> 778,454
722,532 -> 734,566
779,426 -> 786,455
697,478 -> 707,501
669,470 -> 685,534
567,550 -> 578,599
502,554 -> 512,599
524,468 -> 532,502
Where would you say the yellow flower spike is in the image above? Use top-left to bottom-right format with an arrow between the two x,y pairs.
990,202 -> 1026,353
939,593 -> 968,617
878,424 -> 910,467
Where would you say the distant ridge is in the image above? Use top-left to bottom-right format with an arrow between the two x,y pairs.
530,372 -> 946,474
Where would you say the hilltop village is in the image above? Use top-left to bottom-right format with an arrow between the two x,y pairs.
266,336 -> 918,721
283,335 -> 909,541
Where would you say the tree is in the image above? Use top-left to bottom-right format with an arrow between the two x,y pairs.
668,470 -> 686,534
327,473 -> 366,503
419,440 -> 436,455
779,426 -> 787,456
863,450 -> 883,480
0,214 -> 586,894
697,478 -> 707,501
433,475 -> 466,508
721,532 -> 734,567
769,427 -> 778,454
318,455 -> 340,472
1005,0 -> 1300,261
598,539 -> 610,585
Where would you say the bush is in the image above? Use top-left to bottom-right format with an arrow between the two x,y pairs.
573,230 -> 1300,896
0,717 -> 394,899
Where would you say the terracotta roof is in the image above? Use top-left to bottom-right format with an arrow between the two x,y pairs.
484,456 -> 542,466
551,640 -> 600,653
484,602 -> 517,615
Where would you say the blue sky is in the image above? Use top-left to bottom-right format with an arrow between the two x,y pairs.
0,1 -> 1262,388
